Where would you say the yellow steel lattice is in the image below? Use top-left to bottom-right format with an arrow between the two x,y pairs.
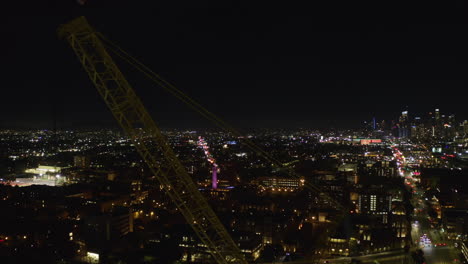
59,16 -> 247,264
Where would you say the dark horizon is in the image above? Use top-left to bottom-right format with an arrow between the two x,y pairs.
2,2 -> 468,130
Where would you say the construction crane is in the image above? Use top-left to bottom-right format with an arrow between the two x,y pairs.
58,16 -> 247,264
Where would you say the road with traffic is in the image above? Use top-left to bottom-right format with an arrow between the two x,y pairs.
314,143 -> 463,264
394,144 -> 462,264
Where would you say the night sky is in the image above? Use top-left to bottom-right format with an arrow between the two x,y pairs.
2,1 -> 468,129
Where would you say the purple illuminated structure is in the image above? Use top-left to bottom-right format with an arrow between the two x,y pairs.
198,136 -> 219,190
212,166 -> 218,189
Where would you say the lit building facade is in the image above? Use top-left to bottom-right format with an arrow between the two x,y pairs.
258,177 -> 305,191
358,192 -> 392,223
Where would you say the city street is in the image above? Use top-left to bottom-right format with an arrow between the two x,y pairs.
325,251 -> 411,263
423,246 -> 460,264
394,145 -> 463,264
315,144 -> 465,264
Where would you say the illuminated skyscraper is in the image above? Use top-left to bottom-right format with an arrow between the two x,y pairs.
398,111 -> 409,138
358,192 -> 392,223
411,117 -> 425,139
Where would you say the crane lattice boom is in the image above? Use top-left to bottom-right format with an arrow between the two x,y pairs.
59,16 -> 247,264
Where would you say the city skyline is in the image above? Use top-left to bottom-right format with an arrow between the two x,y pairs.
2,2 -> 468,129
1,3 -> 468,264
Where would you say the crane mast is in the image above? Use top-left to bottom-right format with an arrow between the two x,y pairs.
58,17 -> 247,264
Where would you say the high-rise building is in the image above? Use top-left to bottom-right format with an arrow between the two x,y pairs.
435,108 -> 440,121
411,117 -> 425,139
398,111 -> 410,138
358,192 -> 392,224
399,111 -> 408,125
445,114 -> 456,138
434,109 -> 444,138
379,120 -> 387,131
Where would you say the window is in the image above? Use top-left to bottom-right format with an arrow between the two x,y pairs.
370,195 -> 376,211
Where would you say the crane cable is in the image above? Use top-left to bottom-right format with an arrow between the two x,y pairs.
96,33 -> 279,164
99,32 -> 344,211
97,32 -> 347,262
